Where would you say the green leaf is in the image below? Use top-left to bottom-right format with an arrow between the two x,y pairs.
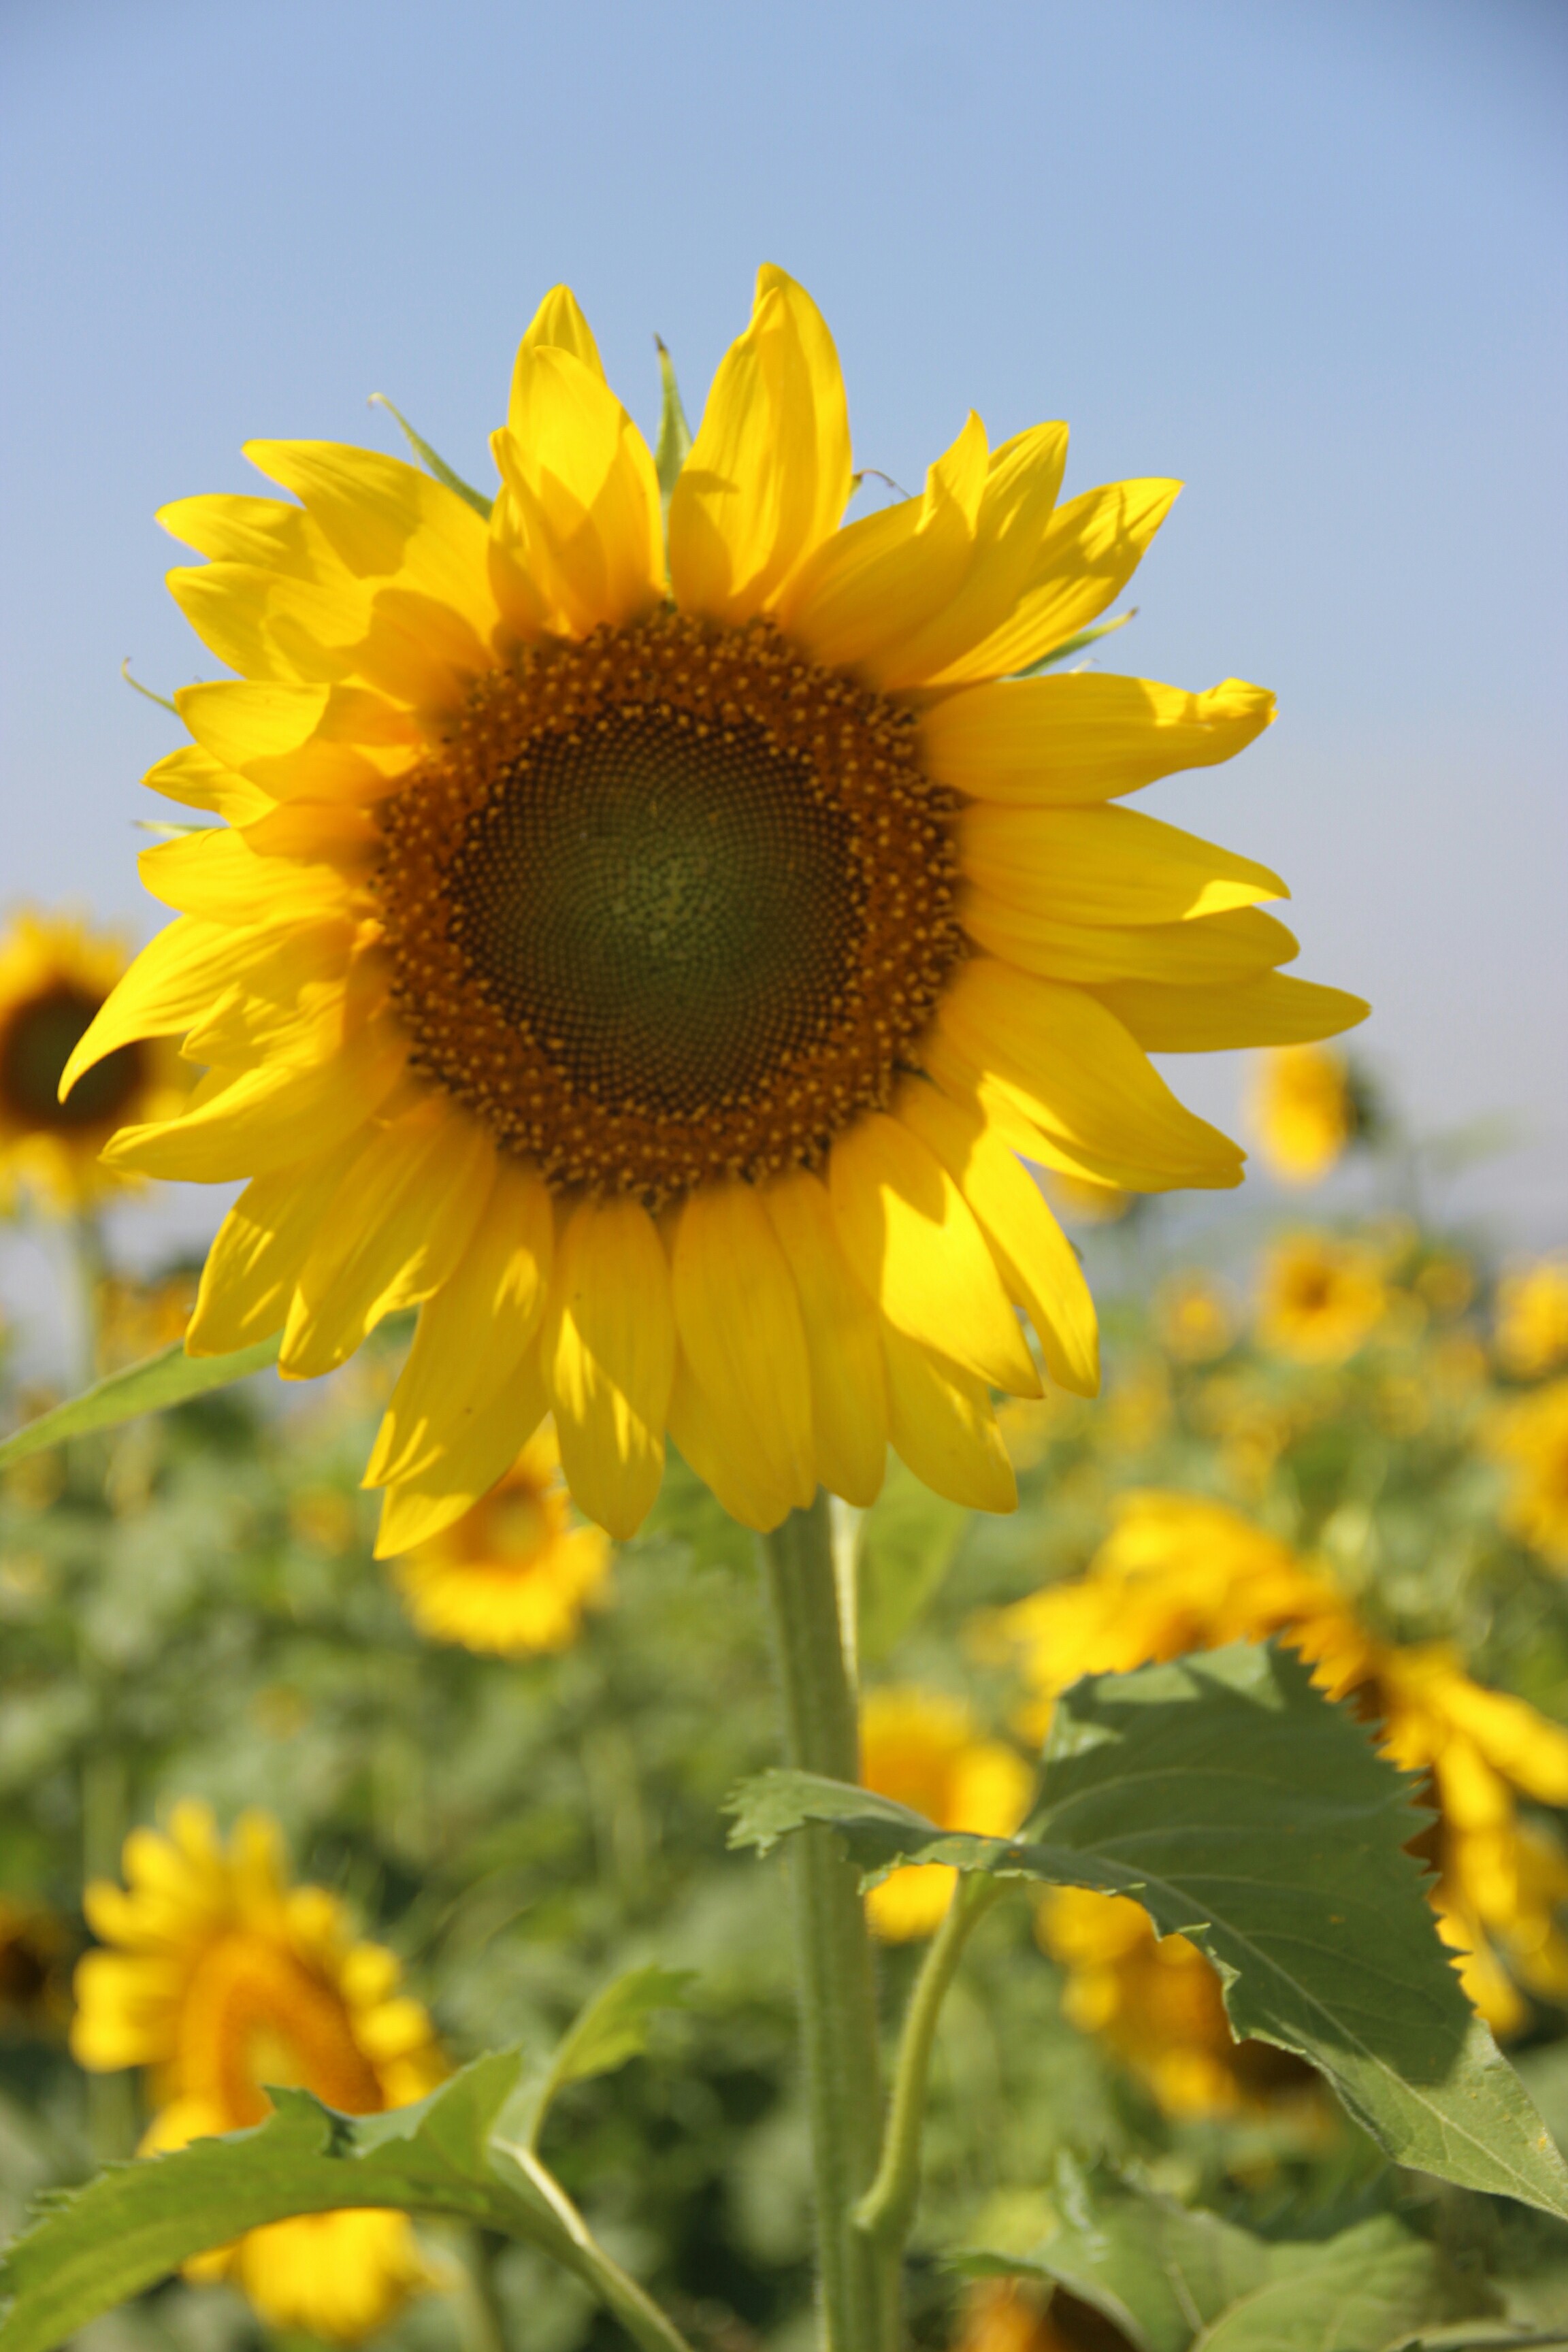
0,2057 -> 576,2352
369,393 -> 493,519
0,1336 -> 281,1470
1194,2219 -> 1455,2352
1009,607 -> 1135,678
510,1963 -> 696,2149
856,1462 -> 970,1663
727,1642 -> 1568,2219
653,339 -> 692,524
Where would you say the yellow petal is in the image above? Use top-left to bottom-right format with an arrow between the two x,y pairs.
926,476 -> 1180,686
667,1356 -> 796,1533
159,491 -> 321,572
543,1195 -> 674,1538
761,1169 -> 887,1507
492,348 -> 663,635
928,959 -> 1244,1192
367,1158 -> 555,1486
143,745 -> 273,823
958,803 -> 1287,927
670,1179 -> 815,1512
511,284 -> 606,395
895,1079 -> 1099,1398
375,1355 -> 549,1557
960,894 -> 1298,987
881,1323 -> 1017,1512
668,266 -> 853,622
828,1112 -> 1039,1396
102,1013 -> 406,1181
919,673 -> 1275,805
186,1135 -> 365,1354
1091,972 -> 1370,1051
280,1102 -> 496,1378
777,412 -> 989,673
137,829 -> 357,928
174,679 -> 421,804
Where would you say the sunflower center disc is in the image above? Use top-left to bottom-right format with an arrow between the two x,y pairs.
449,704 -> 855,1117
376,612 -> 962,1200
0,988 -> 144,1130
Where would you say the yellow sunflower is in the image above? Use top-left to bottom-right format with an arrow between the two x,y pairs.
1250,1041 -> 1356,1185
1256,1229 -> 1388,1362
0,909 -> 188,1215
1488,1379 -> 1568,1568
858,1687 -> 1033,1941
69,268 -> 1364,1545
72,1802 -> 446,2342
1496,1258 -> 1568,1381
389,1420 -> 610,1654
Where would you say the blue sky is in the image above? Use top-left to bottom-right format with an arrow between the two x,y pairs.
1,0 -> 1565,1254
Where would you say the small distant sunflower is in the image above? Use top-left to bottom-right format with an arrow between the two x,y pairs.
859,1687 -> 1032,1940
1488,1380 -> 1568,1569
0,911 -> 187,1215
1250,1042 -> 1357,1185
1496,1258 -> 1568,1381
72,1803 -> 445,2342
389,1421 -> 610,1654
72,267 -> 1364,1545
1256,1230 -> 1387,1362
1152,1269 -> 1239,1363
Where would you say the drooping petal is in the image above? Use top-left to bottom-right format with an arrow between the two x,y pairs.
542,1194 -> 674,1537
958,803 -> 1288,927
894,1079 -> 1098,1398
960,895 -> 1298,987
761,1169 -> 887,1507
670,1179 -> 815,1510
828,1112 -> 1040,1395
280,1101 -> 496,1378
375,1356 -> 550,1558
666,1356 -> 797,1533
367,1158 -> 555,1486
881,1322 -> 1017,1512
919,673 -> 1276,806
186,1135 -> 365,1355
1091,972 -> 1370,1051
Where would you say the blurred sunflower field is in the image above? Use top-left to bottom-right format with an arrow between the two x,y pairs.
4,964 -> 1568,2348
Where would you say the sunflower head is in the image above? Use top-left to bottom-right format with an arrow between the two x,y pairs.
858,1686 -> 1032,1940
0,910 -> 188,1215
1255,1230 -> 1388,1363
389,1420 -> 610,1654
1250,1041 -> 1360,1186
72,1801 -> 444,2340
1495,1258 -> 1568,1381
74,267 -> 1365,1544
1486,1380 -> 1568,1568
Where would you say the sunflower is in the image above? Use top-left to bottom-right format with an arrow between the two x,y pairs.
72,1803 -> 446,2342
1152,1268 -> 1239,1363
1255,1230 -> 1387,1362
859,1687 -> 1032,1940
951,2280 -> 1062,2352
389,1420 -> 610,1654
69,268 -> 1364,1545
1250,1041 -> 1356,1185
1488,1379 -> 1568,1569
987,1492 -> 1568,2046
0,909 -> 187,1215
1495,1258 -> 1568,1381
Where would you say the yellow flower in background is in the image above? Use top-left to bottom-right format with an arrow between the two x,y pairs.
1497,1258 -> 1568,1380
1250,1042 -> 1355,1185
93,1269 -> 201,1372
859,1687 -> 1032,1940
951,2279 -> 1063,2352
1256,1230 -> 1387,1362
988,1491 -> 1568,2065
390,1422 -> 610,1655
1153,1269 -> 1239,1363
72,1803 -> 445,2342
0,910 -> 188,1215
70,266 -> 1364,1548
1488,1380 -> 1568,1569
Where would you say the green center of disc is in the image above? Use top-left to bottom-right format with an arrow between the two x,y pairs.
448,704 -> 859,1115
0,990 -> 144,1129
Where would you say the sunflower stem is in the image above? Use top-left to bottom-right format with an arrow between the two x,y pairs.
759,1496 -> 896,2352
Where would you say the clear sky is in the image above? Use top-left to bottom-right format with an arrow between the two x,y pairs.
2,0 -> 1565,1250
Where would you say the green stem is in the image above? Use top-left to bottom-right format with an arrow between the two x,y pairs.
855,1874 -> 1004,2250
500,2141 -> 697,2352
759,1497 -> 896,2352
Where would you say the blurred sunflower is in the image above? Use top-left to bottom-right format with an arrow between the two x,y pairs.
859,1687 -> 1032,1940
988,1492 -> 1568,2085
952,2279 -> 1064,2351
72,1803 -> 446,2341
389,1421 -> 610,1654
1152,1268 -> 1239,1363
71,267 -> 1363,1544
0,910 -> 187,1215
1256,1230 -> 1387,1363
1495,1258 -> 1568,1381
1488,1380 -> 1568,1569
1250,1041 -> 1356,1185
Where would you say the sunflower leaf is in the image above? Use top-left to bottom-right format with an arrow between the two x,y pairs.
509,1963 -> 698,2149
0,1336 -> 282,1469
725,1642 -> 1568,2219
653,338 -> 693,524
369,393 -> 493,520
